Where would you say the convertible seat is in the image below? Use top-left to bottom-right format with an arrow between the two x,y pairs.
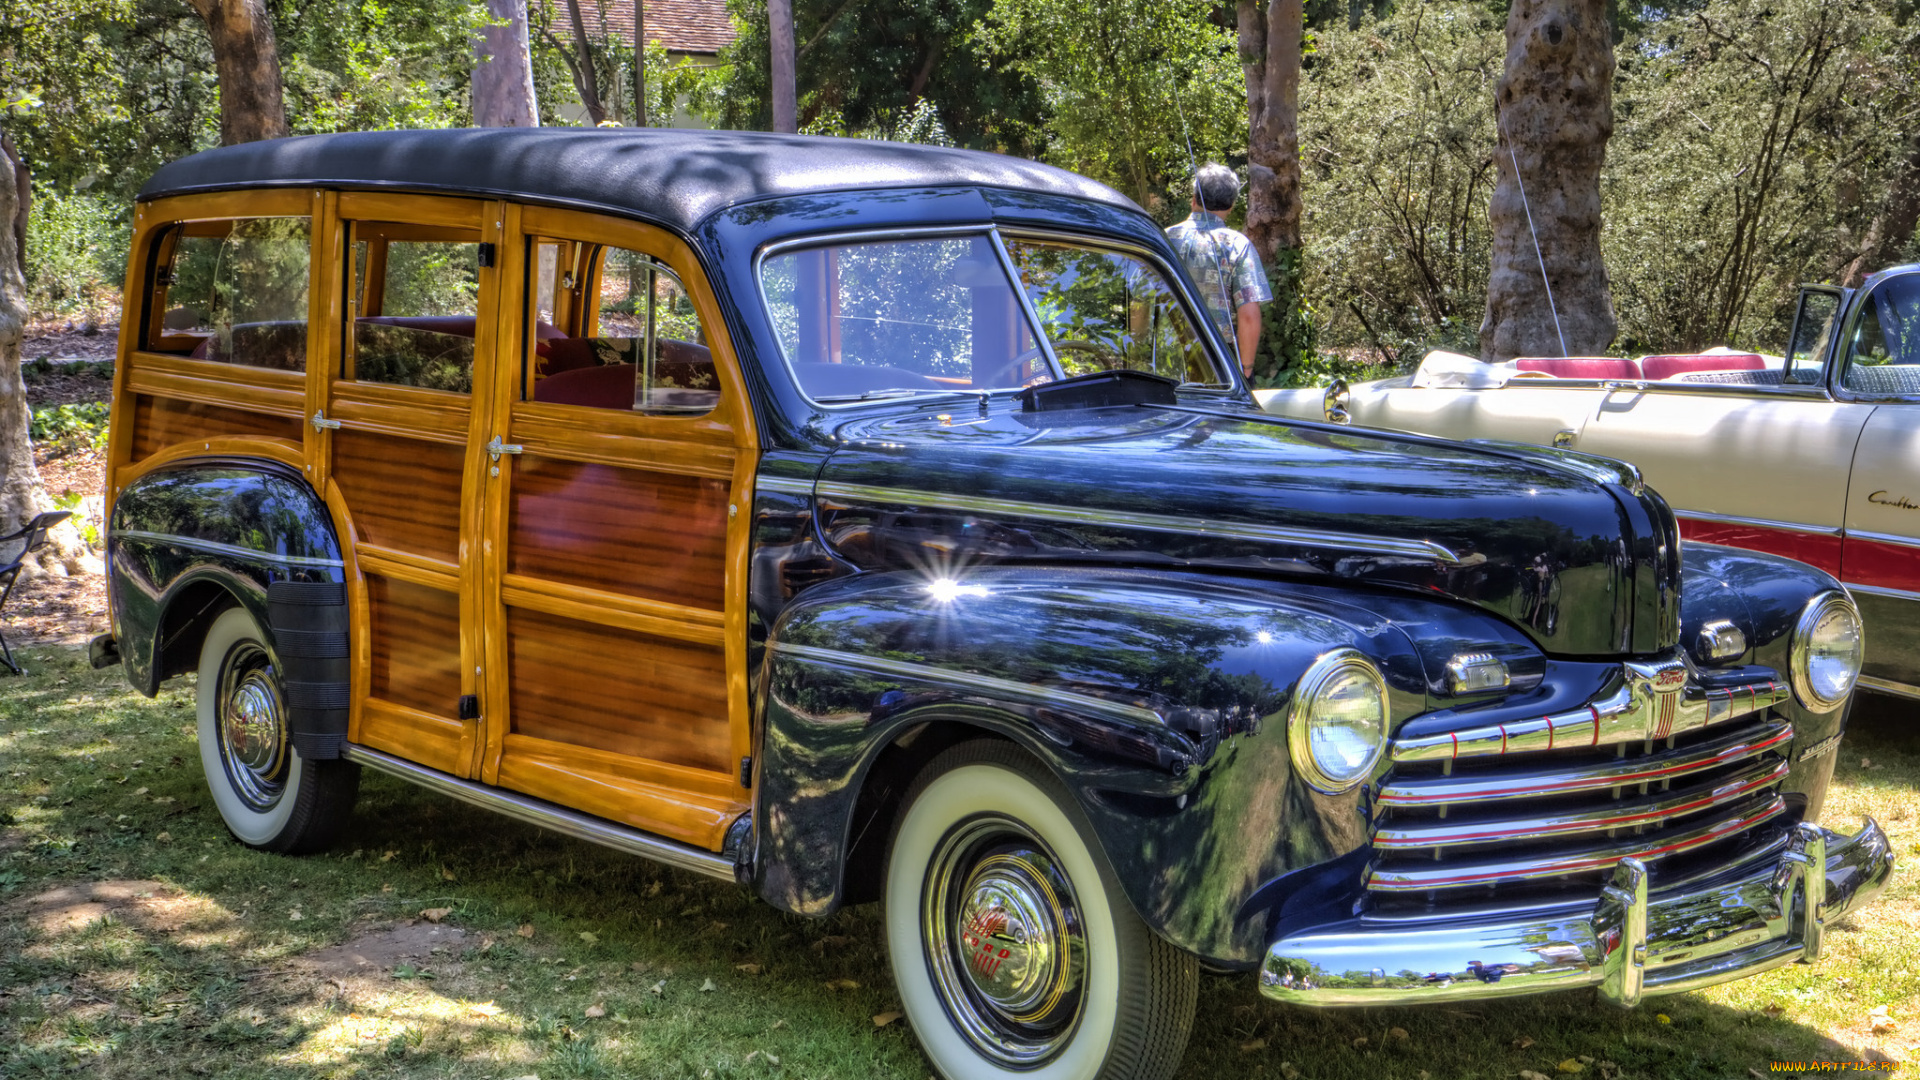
1514,357 -> 1643,379
1640,353 -> 1765,380
1845,364 -> 1920,396
530,350 -> 719,410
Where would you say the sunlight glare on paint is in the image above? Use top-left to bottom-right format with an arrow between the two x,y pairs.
927,577 -> 989,602
1256,630 -> 1273,644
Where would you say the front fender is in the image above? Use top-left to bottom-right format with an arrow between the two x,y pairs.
752,566 -> 1436,966
108,459 -> 350,757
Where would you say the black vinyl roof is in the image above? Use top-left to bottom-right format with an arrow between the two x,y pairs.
138,128 -> 1139,233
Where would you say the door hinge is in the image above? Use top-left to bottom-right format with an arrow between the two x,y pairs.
486,436 -> 524,461
458,694 -> 480,721
477,242 -> 496,268
739,755 -> 753,789
311,410 -> 342,432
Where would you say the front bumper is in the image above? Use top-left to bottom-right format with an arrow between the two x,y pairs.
1261,818 -> 1892,1006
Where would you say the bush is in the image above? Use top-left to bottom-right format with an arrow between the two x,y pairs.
22,187 -> 128,320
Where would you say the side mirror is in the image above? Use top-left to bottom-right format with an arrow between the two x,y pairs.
1324,379 -> 1352,425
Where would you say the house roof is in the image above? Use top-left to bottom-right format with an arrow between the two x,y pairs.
544,0 -> 736,55
136,128 -> 1140,235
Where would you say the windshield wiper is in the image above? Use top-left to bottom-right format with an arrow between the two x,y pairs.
814,388 -> 971,403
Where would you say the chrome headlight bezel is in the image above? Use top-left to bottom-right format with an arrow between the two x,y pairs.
1790,590 -> 1863,714
1287,648 -> 1389,794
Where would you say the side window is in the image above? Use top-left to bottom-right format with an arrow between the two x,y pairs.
149,217 -> 311,370
1841,275 -> 1920,398
348,223 -> 482,393
1002,239 -> 1225,385
1785,289 -> 1841,386
526,239 -> 718,416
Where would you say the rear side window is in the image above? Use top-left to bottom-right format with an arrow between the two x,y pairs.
348,224 -> 483,393
150,217 -> 311,370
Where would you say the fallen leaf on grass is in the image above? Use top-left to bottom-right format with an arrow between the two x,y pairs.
1351,1035 -> 1367,1049
1861,757 -> 1874,769
1557,1059 -> 1585,1074
1239,1037 -> 1266,1052
134,787 -> 148,796
392,964 -> 434,980
1762,1002 -> 1786,1018
517,924 -> 536,938
701,978 -> 716,992
771,1019 -> 787,1030
380,883 -> 393,893
873,1011 -> 902,1028
1870,1004 -> 1898,1034
1389,1026 -> 1410,1042
441,867 -> 457,881
1278,1064 -> 1301,1080
420,908 -> 452,923
649,980 -> 667,996
1514,1036 -> 1536,1050
578,931 -> 598,945
1749,1070 -> 1768,1080
381,850 -> 397,862
743,1050 -> 781,1066
1655,1014 -> 1672,1024
1520,1072 -> 1550,1080
812,935 -> 854,952
584,1003 -> 606,1019
156,831 -> 172,843
468,1002 -> 504,1017
646,881 -> 663,896
735,963 -> 762,975
288,909 -> 303,921
824,978 -> 859,991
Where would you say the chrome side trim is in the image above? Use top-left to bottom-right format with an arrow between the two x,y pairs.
754,476 -> 815,496
111,529 -> 346,569
771,641 -> 1164,727
1844,528 -> 1920,550
1857,674 -> 1920,701
1378,719 -> 1793,807
1673,509 -> 1844,537
1260,818 -> 1892,1006
340,745 -> 735,881
1372,757 -> 1790,850
1367,797 -> 1787,892
813,481 -> 1463,565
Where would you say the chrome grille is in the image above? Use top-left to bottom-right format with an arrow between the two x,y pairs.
1370,663 -> 1797,910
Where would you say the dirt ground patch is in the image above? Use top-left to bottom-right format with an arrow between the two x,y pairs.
13,879 -> 231,936
294,922 -> 469,982
22,320 -> 120,364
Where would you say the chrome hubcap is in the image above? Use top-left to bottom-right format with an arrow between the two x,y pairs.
925,817 -> 1085,1067
217,642 -> 287,812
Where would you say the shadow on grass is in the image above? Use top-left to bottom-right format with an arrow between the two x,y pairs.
2,644 -> 1911,1079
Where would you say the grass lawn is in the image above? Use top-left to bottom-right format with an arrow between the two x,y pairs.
2,644 -> 1916,1079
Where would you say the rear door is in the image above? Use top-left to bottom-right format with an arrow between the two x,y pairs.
318,193 -> 503,778
472,206 -> 757,851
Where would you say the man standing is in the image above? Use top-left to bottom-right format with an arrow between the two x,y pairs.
1165,163 -> 1269,378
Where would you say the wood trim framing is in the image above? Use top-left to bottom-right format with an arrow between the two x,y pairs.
499,574 -> 725,645
494,734 -> 746,850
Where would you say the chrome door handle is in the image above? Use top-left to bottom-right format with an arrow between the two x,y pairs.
486,436 -> 523,461
311,410 -> 341,432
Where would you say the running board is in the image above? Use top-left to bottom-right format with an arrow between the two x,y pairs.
342,744 -> 737,882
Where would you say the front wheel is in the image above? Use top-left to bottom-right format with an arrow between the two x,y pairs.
196,606 -> 358,853
885,740 -> 1197,1080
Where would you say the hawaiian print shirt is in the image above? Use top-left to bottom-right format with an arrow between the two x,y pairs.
1164,211 -> 1272,344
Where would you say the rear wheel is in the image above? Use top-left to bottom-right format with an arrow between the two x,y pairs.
196,607 -> 358,853
884,740 -> 1197,1080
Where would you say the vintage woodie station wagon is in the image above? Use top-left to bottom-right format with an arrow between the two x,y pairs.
95,129 -> 1891,1080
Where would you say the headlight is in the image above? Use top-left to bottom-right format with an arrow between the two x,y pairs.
1790,591 -> 1863,713
1288,649 -> 1388,793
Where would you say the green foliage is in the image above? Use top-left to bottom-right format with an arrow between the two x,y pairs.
21,186 -> 127,317
975,0 -> 1245,216
1248,245 -> 1320,387
711,0 -> 1047,154
526,5 -> 716,128
28,401 -> 110,455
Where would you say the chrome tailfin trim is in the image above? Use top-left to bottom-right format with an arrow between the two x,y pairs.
341,745 -> 736,882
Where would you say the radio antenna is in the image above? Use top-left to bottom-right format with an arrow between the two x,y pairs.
1498,107 -> 1568,358
1172,86 -> 1246,375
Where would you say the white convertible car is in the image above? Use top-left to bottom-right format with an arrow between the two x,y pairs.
1261,263 -> 1920,700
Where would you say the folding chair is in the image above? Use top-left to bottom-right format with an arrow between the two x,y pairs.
0,510 -> 74,675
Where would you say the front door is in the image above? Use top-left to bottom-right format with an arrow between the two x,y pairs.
321,193 -> 503,778
472,206 -> 756,851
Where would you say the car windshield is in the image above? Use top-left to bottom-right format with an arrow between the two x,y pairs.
760,232 -> 1229,403
1841,273 -> 1920,396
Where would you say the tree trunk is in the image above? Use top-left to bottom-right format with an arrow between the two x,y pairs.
564,0 -> 606,125
184,0 -> 289,145
633,0 -> 647,127
473,0 -> 540,127
1242,0 -> 1301,256
769,0 -> 797,133
0,133 -> 87,574
1480,0 -> 1616,360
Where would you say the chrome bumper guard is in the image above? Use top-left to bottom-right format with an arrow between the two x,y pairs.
1260,818 -> 1893,1006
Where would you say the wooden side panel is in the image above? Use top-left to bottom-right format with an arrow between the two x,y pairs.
507,455 -> 728,611
128,396 -> 305,463
367,573 -> 462,718
494,734 -> 746,849
332,430 -> 464,562
358,699 -> 467,778
505,606 -> 731,773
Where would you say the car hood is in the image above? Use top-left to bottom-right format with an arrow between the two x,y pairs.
810,400 -> 1681,656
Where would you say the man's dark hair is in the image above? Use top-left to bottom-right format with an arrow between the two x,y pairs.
1192,163 -> 1238,212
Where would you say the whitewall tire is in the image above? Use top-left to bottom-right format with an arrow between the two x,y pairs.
885,739 -> 1197,1080
196,606 -> 358,853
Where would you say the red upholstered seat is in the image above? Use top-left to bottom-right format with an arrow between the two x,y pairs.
533,362 -> 635,409
1639,353 -> 1766,380
1514,357 -> 1643,379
